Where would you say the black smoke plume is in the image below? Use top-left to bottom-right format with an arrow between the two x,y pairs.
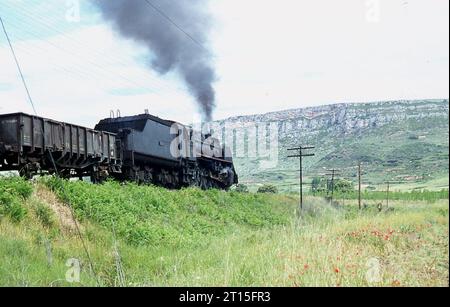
94,0 -> 216,121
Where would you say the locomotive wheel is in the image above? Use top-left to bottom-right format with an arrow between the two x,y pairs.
19,163 -> 40,180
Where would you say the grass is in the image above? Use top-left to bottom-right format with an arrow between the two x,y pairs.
309,189 -> 449,203
0,177 -> 448,287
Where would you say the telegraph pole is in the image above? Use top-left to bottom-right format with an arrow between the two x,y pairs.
325,169 -> 340,205
386,181 -> 390,209
358,162 -> 362,210
288,146 -> 315,214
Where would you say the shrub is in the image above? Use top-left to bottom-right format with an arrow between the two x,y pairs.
333,179 -> 354,194
0,177 -> 33,199
257,184 -> 278,194
0,192 -> 28,223
0,177 -> 32,223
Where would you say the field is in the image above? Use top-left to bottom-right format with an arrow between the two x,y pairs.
0,177 -> 448,287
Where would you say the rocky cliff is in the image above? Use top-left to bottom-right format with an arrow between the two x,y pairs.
216,99 -> 449,191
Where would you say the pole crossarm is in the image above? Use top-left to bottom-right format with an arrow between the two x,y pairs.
286,145 -> 315,214
287,146 -> 315,151
287,154 -> 315,158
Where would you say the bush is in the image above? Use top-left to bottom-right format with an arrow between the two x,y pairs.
0,192 -> 28,223
333,179 -> 354,194
257,184 -> 278,194
0,177 -> 33,199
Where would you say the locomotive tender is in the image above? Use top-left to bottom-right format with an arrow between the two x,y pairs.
0,112 -> 238,190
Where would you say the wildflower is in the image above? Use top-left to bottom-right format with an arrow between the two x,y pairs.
304,264 -> 309,270
392,280 -> 401,287
334,267 -> 340,273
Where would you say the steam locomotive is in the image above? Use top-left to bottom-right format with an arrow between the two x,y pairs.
0,112 -> 238,190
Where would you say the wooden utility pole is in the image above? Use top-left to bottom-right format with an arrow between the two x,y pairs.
386,181 -> 390,209
325,169 -> 340,205
358,162 -> 362,210
288,146 -> 315,214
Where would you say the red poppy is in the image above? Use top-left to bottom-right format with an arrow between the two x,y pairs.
334,267 -> 340,273
392,280 -> 401,287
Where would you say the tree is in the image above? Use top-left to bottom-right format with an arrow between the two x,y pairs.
257,184 -> 278,194
333,179 -> 354,194
311,177 -> 327,194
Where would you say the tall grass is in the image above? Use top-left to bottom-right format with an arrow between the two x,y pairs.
310,189 -> 449,202
0,177 -> 448,286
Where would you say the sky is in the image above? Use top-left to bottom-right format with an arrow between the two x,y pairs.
0,0 -> 448,127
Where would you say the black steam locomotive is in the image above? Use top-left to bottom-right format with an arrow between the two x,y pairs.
0,112 -> 238,190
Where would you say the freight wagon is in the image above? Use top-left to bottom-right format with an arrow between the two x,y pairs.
0,113 -> 121,180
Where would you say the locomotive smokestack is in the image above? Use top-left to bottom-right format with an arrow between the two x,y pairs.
94,0 -> 216,121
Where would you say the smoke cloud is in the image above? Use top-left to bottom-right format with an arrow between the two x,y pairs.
94,0 -> 216,121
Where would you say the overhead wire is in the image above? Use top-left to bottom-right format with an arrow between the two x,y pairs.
1,16 -> 37,114
0,14 -> 100,286
0,2 -> 191,98
142,0 -> 207,51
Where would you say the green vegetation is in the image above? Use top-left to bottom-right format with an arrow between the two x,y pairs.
234,100 -> 449,192
311,177 -> 354,194
257,184 -> 278,194
0,177 -> 33,223
0,178 -> 448,287
43,177 -> 291,247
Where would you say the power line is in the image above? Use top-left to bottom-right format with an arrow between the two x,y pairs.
143,0 -> 206,51
0,14 -> 100,286
0,16 -> 37,115
1,3 -> 191,99
3,20 -> 162,94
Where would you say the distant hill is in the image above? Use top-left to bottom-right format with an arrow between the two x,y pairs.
216,99 -> 449,192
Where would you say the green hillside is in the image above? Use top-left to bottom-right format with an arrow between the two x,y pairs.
225,100 -> 449,192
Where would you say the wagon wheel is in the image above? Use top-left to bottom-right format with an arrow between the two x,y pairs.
19,166 -> 33,180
